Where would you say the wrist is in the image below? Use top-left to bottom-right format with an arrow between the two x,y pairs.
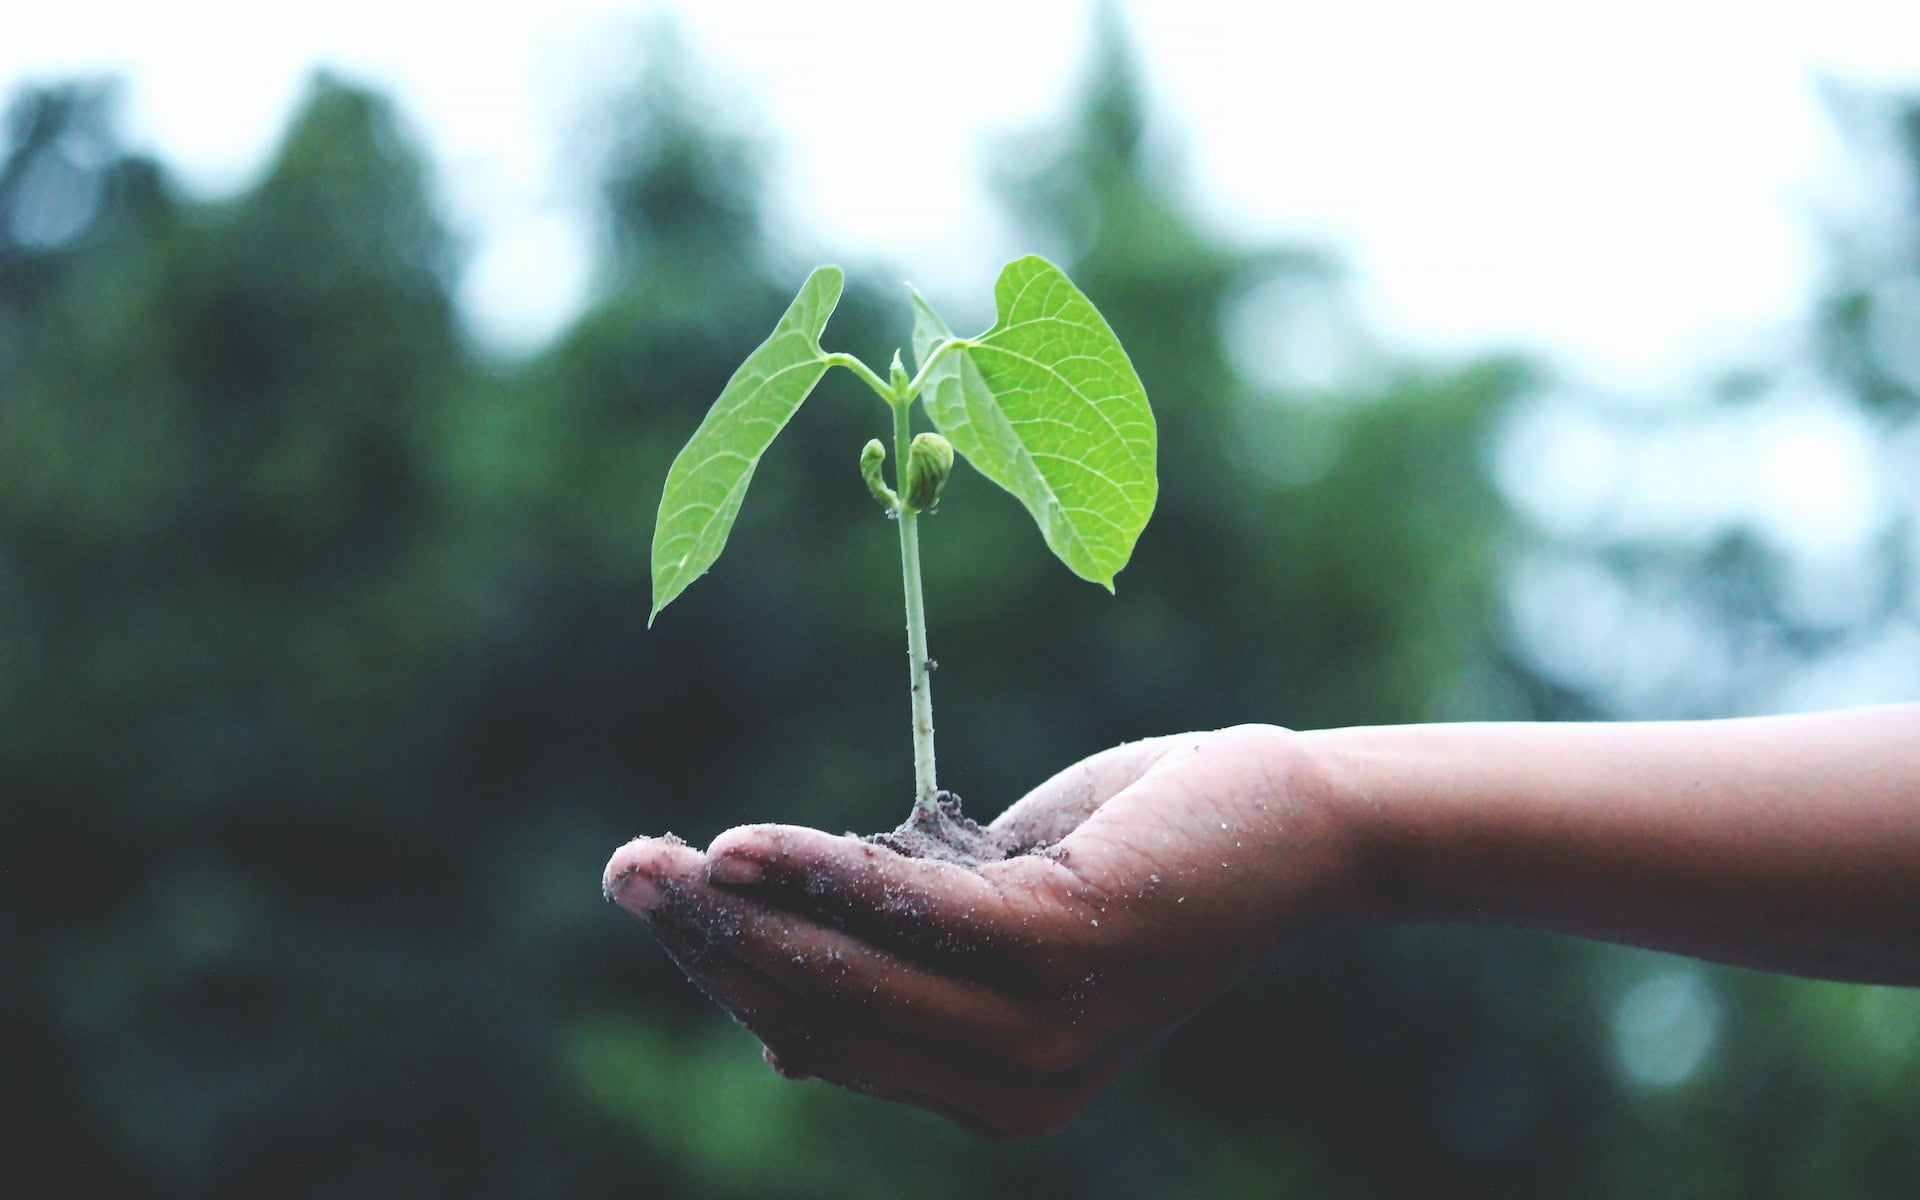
1291,725 -> 1433,926
1216,723 -> 1398,938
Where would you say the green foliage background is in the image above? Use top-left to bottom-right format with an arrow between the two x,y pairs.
3,22 -> 1917,1199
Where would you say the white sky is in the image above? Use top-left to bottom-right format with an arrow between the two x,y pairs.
7,0 -> 1920,387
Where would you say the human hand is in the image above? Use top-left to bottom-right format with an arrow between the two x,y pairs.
602,724 -> 1368,1136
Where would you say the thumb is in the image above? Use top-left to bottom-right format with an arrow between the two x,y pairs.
987,735 -> 1188,852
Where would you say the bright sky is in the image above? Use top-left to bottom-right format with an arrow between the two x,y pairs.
8,0 -> 1920,387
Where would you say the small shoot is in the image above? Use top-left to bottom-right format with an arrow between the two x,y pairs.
650,256 -> 1156,819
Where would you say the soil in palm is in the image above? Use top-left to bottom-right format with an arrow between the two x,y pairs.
867,790 -> 1022,870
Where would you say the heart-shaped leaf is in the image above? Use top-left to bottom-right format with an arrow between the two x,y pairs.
914,256 -> 1156,589
650,266 -> 843,623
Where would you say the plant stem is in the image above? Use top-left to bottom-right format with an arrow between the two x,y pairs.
892,396 -> 939,815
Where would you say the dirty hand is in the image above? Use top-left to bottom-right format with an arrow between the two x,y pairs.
602,724 -> 1369,1137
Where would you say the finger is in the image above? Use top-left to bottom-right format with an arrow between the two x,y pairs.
639,890 -> 1130,1136
756,1045 -> 1013,1139
606,833 -> 1098,1059
603,834 -> 706,918
704,824 -> 1098,961
719,907 -> 1052,1051
608,838 -> 1131,1134
643,911 -> 841,1060
645,852 -> 1105,1064
767,1011 -> 1141,1139
764,996 -> 1123,1139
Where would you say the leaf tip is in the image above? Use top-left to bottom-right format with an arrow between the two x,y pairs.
802,264 -> 846,318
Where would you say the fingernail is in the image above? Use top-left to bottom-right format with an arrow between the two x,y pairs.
707,852 -> 764,887
603,863 -> 664,912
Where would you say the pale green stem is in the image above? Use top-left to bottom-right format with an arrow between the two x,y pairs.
892,396 -> 939,815
901,337 -> 970,398
823,352 -> 893,403
826,340 -> 968,405
828,346 -> 949,815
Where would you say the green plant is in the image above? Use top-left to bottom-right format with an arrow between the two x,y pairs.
650,256 -> 1156,821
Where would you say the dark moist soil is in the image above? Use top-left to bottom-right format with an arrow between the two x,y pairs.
866,791 -> 1024,870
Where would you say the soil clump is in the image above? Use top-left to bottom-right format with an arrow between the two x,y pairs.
867,791 -> 1024,870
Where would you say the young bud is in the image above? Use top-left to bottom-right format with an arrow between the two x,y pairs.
888,349 -> 910,397
902,432 -> 955,512
860,439 -> 899,510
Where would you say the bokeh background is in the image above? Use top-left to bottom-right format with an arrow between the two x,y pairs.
5,3 -> 1919,1197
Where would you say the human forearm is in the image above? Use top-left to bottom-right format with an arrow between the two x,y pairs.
603,707 -> 1917,1135
1304,706 -> 1920,984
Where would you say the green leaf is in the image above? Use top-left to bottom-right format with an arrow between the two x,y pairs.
650,266 -> 843,623
914,256 -> 1156,590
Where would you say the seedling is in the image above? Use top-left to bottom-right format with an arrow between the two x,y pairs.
650,256 -> 1156,829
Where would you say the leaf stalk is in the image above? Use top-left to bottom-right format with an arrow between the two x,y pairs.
823,352 -> 895,405
902,337 -> 969,400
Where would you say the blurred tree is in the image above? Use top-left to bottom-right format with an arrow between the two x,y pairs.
0,73 -> 559,1197
1497,86 -> 1920,726
1822,96 -> 1920,424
